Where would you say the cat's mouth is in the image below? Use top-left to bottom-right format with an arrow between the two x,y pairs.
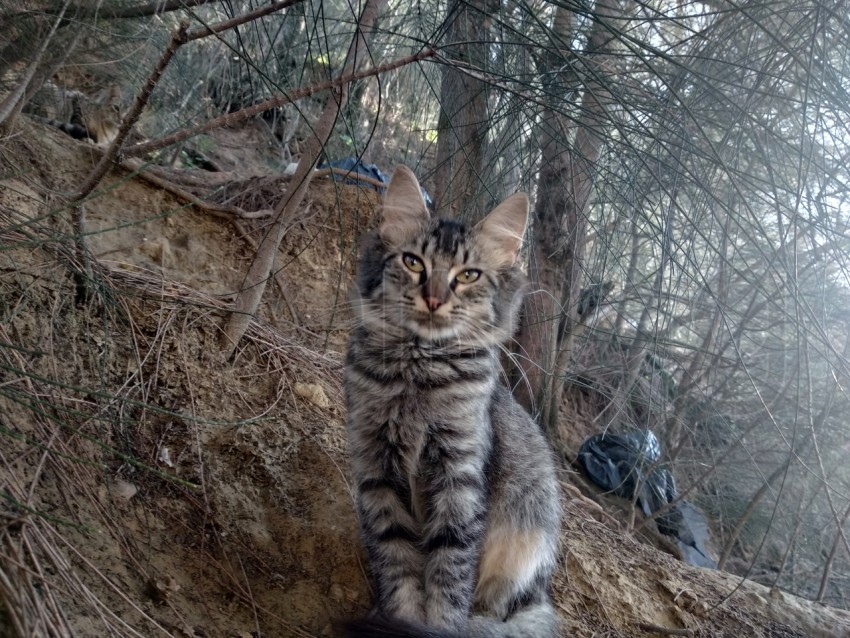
407,309 -> 459,340
409,322 -> 458,341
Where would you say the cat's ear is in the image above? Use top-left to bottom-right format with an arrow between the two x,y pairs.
475,193 -> 529,265
380,166 -> 430,245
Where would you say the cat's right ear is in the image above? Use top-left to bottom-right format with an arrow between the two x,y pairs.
380,165 -> 429,245
475,192 -> 529,266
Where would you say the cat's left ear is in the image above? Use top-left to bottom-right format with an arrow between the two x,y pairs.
475,193 -> 529,265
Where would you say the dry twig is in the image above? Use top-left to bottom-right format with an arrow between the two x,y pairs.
221,0 -> 390,353
126,48 -> 436,160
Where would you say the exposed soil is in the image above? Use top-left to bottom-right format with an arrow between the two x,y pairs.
1,119 -> 849,638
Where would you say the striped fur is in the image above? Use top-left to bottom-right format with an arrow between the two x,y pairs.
30,84 -> 122,146
344,166 -> 561,637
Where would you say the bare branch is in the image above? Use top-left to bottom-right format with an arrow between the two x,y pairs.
186,0 -> 305,42
5,0 -> 221,21
221,0 -> 390,353
74,21 -> 191,202
0,0 -> 72,126
125,48 -> 436,159
101,0 -> 221,19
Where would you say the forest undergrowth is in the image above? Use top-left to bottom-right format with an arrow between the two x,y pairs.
2,0 -> 850,635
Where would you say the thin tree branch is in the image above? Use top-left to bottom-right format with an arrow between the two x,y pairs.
74,21 -> 191,202
0,0 -> 72,126
221,0 -> 390,354
125,48 -> 435,159
817,498 -> 850,602
5,0 -> 221,21
186,0 -> 305,42
101,0 -> 220,19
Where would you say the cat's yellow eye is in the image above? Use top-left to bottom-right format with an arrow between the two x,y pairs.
455,269 -> 481,284
402,253 -> 425,273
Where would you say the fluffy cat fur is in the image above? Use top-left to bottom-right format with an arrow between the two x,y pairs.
343,166 -> 561,637
29,84 -> 122,146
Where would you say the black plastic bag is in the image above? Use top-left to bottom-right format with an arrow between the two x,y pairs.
578,430 -> 715,568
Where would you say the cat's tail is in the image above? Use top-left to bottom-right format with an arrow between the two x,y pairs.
468,602 -> 560,638
31,116 -> 90,141
342,602 -> 559,638
341,615 -> 454,638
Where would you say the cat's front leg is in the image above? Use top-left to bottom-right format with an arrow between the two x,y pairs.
420,426 -> 489,630
356,469 -> 426,622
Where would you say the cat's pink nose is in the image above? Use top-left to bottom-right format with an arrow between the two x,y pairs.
425,296 -> 443,311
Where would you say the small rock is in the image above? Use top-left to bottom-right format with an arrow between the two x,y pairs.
158,446 -> 174,467
293,382 -> 330,408
114,480 -> 138,501
146,574 -> 180,603
139,236 -> 173,265
329,582 -> 345,602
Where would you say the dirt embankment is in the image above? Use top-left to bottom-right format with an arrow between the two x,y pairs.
1,120 -> 848,637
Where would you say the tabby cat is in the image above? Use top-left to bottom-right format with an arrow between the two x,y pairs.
30,84 -> 122,146
344,166 -> 561,637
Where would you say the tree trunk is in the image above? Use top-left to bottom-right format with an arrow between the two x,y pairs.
433,0 -> 489,221
221,0 -> 386,354
514,0 -> 621,434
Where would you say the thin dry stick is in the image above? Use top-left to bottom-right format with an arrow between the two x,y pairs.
315,166 -> 387,190
14,0 -> 219,20
125,158 -> 385,225
816,497 -> 850,602
637,623 -> 694,637
126,48 -> 436,159
20,529 -> 75,638
0,0 -> 72,125
72,203 -> 92,303
221,0 -> 390,353
6,25 -> 84,128
74,21 -> 191,202
231,218 -> 301,325
75,0 -> 308,201
100,0 -> 218,19
120,157 -> 271,220
185,0 -> 305,42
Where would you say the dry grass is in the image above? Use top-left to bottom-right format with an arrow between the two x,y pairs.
0,215 -> 344,637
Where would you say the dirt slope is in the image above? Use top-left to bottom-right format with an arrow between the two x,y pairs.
1,120 -> 849,638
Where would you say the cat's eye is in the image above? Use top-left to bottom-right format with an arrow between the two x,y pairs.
455,269 -> 481,284
402,253 -> 425,273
